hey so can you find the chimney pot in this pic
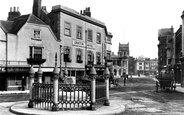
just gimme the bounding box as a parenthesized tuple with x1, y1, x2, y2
(10, 7, 12, 12)
(14, 6, 16, 12)
(17, 7, 19, 12)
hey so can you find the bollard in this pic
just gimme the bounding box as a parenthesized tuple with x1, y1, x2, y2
(52, 53, 59, 111)
(104, 67, 110, 106)
(28, 65, 35, 108)
(89, 65, 97, 110)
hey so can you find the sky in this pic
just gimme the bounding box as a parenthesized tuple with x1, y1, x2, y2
(1, 0, 184, 59)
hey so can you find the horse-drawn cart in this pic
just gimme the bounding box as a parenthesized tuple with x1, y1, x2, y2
(155, 73, 176, 92)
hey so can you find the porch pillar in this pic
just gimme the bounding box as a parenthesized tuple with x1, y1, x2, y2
(28, 65, 35, 108)
(90, 65, 96, 110)
(104, 67, 110, 106)
(52, 53, 59, 111)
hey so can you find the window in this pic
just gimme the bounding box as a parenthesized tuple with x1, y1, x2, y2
(64, 46, 71, 59)
(8, 76, 22, 87)
(96, 52, 101, 64)
(139, 66, 142, 70)
(106, 50, 111, 60)
(33, 30, 41, 40)
(76, 48, 83, 63)
(30, 47, 42, 59)
(88, 29, 93, 42)
(64, 21, 71, 36)
(123, 51, 126, 56)
(96, 32, 101, 44)
(76, 26, 82, 39)
(87, 50, 94, 63)
(139, 63, 142, 65)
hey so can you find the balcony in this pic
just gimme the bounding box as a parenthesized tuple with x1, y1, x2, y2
(27, 58, 46, 65)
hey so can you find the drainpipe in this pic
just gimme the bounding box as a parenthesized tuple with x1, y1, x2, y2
(5, 32, 8, 91)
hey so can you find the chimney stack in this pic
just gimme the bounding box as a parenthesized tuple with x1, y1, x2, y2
(7, 7, 21, 21)
(32, 0, 42, 18)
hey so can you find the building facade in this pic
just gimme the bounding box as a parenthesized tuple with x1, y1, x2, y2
(135, 56, 158, 76)
(111, 43, 129, 78)
(157, 27, 174, 75)
(0, 0, 113, 90)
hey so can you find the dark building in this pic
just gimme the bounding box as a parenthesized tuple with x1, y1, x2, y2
(158, 27, 174, 75)
(174, 25, 182, 83)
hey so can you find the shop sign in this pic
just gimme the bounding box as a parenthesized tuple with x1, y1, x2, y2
(7, 67, 29, 72)
(87, 44, 95, 49)
(73, 40, 85, 47)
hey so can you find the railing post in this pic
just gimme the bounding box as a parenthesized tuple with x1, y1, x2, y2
(89, 65, 96, 110)
(52, 53, 59, 111)
(37, 65, 42, 83)
(28, 65, 35, 108)
(104, 67, 110, 106)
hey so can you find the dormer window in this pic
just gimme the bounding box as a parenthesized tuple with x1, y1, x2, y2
(32, 30, 41, 41)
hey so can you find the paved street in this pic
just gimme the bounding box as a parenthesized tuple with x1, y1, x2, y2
(0, 76, 184, 115)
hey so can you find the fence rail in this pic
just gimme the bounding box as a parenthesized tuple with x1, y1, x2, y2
(31, 82, 92, 110)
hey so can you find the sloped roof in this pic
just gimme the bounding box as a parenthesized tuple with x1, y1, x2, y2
(0, 14, 46, 34)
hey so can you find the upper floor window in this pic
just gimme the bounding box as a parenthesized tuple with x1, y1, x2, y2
(76, 48, 83, 63)
(96, 52, 101, 64)
(76, 26, 82, 39)
(123, 51, 126, 56)
(64, 46, 72, 62)
(30, 47, 42, 59)
(64, 21, 71, 37)
(96, 32, 101, 44)
(106, 50, 111, 60)
(139, 63, 142, 65)
(32, 30, 41, 40)
(87, 50, 94, 63)
(88, 29, 93, 42)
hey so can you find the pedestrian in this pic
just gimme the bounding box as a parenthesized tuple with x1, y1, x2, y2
(122, 73, 127, 86)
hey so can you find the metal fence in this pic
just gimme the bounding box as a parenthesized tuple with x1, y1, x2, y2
(32, 83, 54, 110)
(58, 83, 91, 110)
(31, 82, 92, 110)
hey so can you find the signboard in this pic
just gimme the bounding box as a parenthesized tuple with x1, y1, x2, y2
(6, 67, 29, 72)
(73, 40, 85, 47)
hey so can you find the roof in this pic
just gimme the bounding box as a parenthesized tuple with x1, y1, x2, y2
(0, 14, 46, 34)
(51, 5, 112, 37)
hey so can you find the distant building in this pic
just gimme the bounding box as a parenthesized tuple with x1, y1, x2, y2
(111, 43, 129, 78)
(135, 56, 158, 76)
(157, 27, 174, 75)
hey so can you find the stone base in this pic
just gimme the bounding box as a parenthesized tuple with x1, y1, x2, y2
(52, 103, 59, 111)
(104, 99, 110, 106)
(28, 99, 34, 108)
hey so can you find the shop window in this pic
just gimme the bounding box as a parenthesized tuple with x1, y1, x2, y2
(88, 29, 93, 42)
(30, 47, 43, 59)
(8, 76, 21, 87)
(76, 48, 83, 63)
(96, 32, 101, 44)
(64, 21, 71, 37)
(76, 25, 82, 39)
